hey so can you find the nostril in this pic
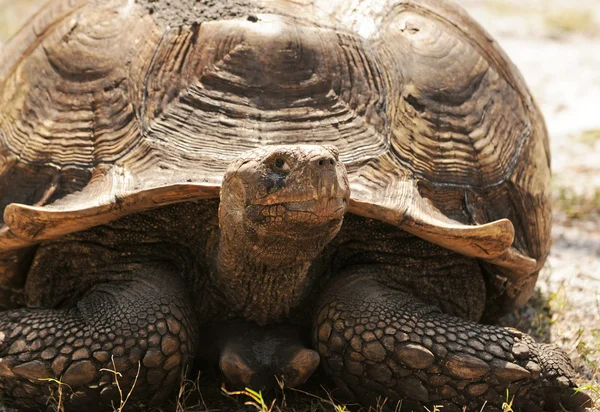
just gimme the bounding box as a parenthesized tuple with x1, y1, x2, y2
(316, 156, 336, 168)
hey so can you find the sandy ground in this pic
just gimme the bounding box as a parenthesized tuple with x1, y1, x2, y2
(0, 0, 599, 410)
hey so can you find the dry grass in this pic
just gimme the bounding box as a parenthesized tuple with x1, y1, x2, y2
(166, 371, 356, 412)
(544, 9, 596, 33)
(501, 390, 515, 412)
(222, 386, 277, 412)
(100, 357, 141, 412)
(574, 340, 600, 408)
(174, 370, 210, 412)
(577, 129, 600, 146)
(38, 377, 71, 412)
(553, 184, 600, 219)
(38, 357, 141, 412)
(499, 286, 566, 344)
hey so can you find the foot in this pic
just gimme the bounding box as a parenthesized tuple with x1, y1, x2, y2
(216, 322, 319, 390)
(314, 273, 594, 412)
(0, 268, 197, 410)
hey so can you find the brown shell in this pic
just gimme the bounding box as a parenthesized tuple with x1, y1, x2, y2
(0, 0, 550, 314)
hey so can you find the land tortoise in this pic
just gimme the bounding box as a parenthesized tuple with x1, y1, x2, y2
(0, 0, 592, 410)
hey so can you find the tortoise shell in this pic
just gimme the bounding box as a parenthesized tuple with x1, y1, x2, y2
(0, 0, 550, 315)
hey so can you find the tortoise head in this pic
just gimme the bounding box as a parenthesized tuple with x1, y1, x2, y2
(218, 145, 349, 262)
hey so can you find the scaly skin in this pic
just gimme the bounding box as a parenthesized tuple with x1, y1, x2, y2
(0, 266, 197, 411)
(314, 272, 592, 412)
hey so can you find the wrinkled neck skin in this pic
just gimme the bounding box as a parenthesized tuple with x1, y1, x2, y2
(212, 145, 348, 325)
(215, 210, 335, 326)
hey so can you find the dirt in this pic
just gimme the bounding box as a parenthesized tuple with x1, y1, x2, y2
(0, 0, 599, 410)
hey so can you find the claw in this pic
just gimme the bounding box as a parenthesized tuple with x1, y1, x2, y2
(217, 323, 319, 390)
(558, 389, 594, 412)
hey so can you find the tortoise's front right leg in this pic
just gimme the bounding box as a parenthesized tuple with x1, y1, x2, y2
(0, 268, 197, 411)
(314, 271, 593, 412)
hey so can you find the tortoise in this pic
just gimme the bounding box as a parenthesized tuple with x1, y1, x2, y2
(0, 0, 593, 410)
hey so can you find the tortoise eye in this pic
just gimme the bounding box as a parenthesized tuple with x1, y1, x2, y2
(273, 157, 290, 173)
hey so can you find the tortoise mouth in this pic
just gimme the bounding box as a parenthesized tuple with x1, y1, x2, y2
(249, 197, 348, 225)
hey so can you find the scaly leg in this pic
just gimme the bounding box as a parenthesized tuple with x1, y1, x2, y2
(0, 267, 197, 411)
(314, 271, 592, 412)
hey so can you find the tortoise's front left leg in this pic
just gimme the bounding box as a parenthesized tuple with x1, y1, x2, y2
(314, 270, 593, 412)
(0, 266, 197, 411)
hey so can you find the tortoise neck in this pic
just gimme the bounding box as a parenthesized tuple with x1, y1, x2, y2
(214, 227, 317, 325)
